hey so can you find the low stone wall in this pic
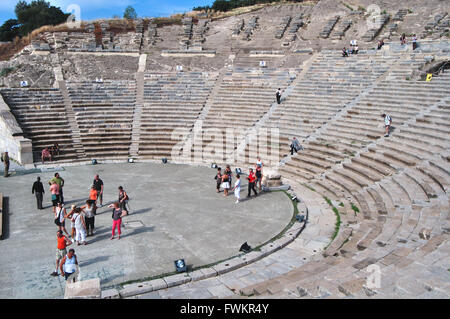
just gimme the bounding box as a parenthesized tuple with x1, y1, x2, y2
(0, 95, 33, 165)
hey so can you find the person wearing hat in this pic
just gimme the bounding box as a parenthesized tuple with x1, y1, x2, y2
(1, 151, 10, 177)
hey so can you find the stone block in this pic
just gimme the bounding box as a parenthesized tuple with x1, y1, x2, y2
(211, 257, 246, 275)
(120, 281, 154, 298)
(164, 273, 191, 288)
(64, 278, 101, 299)
(101, 288, 120, 299)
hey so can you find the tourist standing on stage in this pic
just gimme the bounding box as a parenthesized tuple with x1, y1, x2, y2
(50, 181, 60, 215)
(81, 200, 96, 237)
(72, 207, 88, 245)
(51, 230, 72, 277)
(49, 173, 65, 204)
(232, 174, 241, 204)
(255, 157, 263, 191)
(32, 176, 45, 209)
(247, 168, 258, 198)
(118, 186, 129, 212)
(221, 171, 230, 197)
(225, 165, 233, 187)
(109, 202, 127, 240)
(59, 248, 78, 282)
(65, 205, 77, 239)
(93, 174, 104, 207)
(214, 168, 222, 193)
(54, 202, 70, 238)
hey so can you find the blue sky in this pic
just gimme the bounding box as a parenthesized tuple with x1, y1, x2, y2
(0, 0, 214, 24)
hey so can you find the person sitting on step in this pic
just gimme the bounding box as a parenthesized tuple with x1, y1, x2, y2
(342, 47, 349, 57)
(42, 147, 52, 163)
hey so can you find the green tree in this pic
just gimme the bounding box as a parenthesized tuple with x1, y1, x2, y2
(6, 0, 69, 38)
(0, 19, 20, 42)
(123, 6, 138, 19)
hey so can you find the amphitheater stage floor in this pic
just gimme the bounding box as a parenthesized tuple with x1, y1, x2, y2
(0, 162, 294, 298)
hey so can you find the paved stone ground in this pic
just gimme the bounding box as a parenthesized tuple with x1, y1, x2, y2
(129, 182, 336, 299)
(0, 162, 293, 298)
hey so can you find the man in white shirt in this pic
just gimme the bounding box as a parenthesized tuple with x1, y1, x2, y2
(382, 114, 392, 137)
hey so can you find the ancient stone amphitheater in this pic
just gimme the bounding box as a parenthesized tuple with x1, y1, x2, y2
(0, 0, 449, 298)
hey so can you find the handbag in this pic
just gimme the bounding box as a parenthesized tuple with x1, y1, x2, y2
(51, 194, 57, 201)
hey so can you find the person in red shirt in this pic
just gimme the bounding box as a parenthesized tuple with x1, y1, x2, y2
(51, 230, 72, 276)
(247, 168, 258, 198)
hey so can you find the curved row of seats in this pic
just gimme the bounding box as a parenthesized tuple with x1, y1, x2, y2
(191, 68, 295, 164)
(67, 80, 137, 159)
(0, 88, 78, 162)
(237, 71, 450, 298)
(138, 72, 218, 160)
(241, 51, 400, 167)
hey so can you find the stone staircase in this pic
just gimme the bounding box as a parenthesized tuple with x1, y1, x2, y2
(59, 80, 87, 160)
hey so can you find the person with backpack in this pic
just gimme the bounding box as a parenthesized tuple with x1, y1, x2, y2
(54, 202, 70, 238)
(382, 114, 392, 137)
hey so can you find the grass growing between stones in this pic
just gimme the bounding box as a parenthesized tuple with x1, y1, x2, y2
(351, 202, 360, 214)
(302, 183, 316, 192)
(323, 196, 342, 249)
(342, 2, 354, 11)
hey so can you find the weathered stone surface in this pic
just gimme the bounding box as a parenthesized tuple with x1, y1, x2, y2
(64, 278, 101, 299)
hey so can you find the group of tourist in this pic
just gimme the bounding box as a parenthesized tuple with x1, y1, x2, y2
(343, 34, 418, 57)
(29, 171, 131, 280)
(342, 40, 359, 57)
(400, 33, 418, 50)
(214, 158, 263, 204)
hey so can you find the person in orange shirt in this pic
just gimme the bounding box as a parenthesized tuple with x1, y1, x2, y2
(89, 185, 98, 204)
(51, 230, 72, 276)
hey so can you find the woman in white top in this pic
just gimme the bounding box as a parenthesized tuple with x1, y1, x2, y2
(81, 200, 95, 237)
(54, 202, 70, 237)
(232, 174, 241, 204)
(72, 207, 87, 245)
